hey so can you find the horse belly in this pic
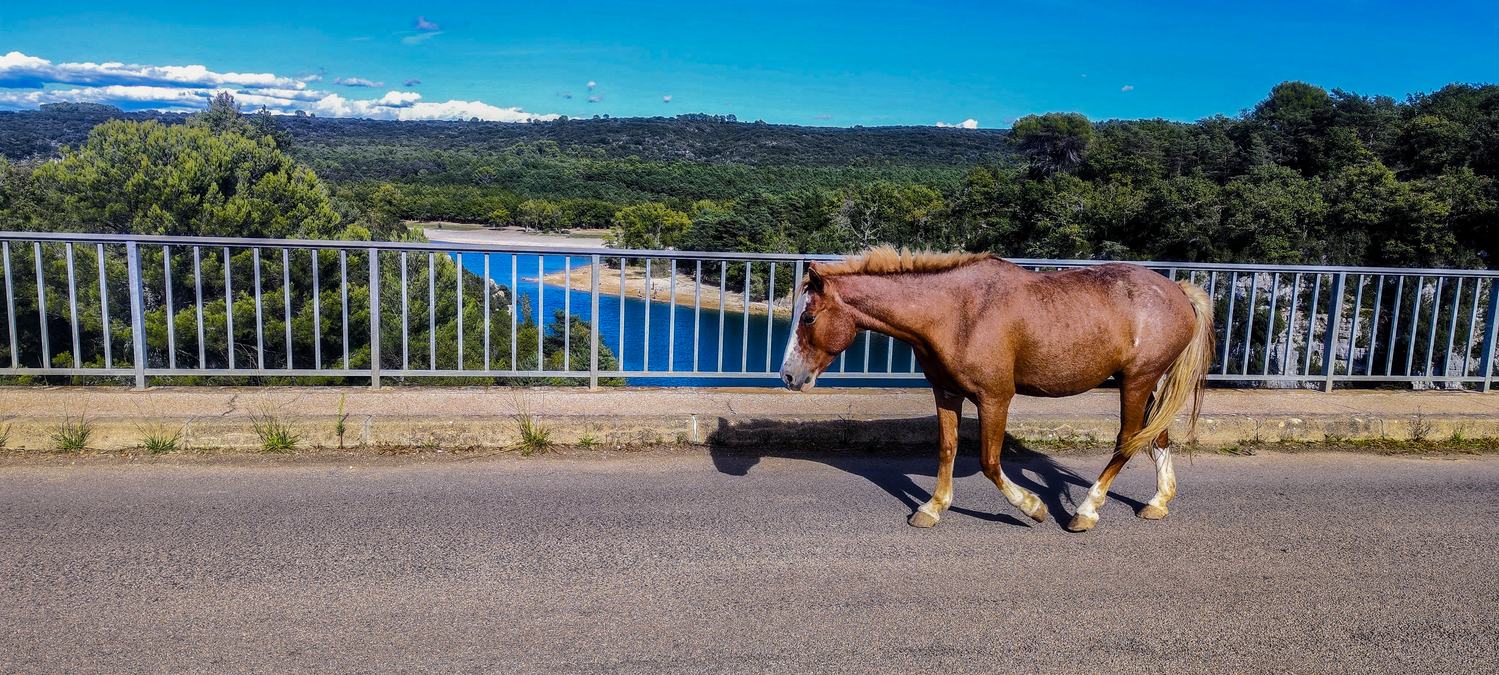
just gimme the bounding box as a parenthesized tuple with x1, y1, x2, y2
(1011, 325, 1129, 397)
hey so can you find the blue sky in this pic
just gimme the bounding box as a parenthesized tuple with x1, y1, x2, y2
(2, 1, 1497, 127)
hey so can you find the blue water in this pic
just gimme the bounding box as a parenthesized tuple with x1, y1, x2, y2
(455, 253, 922, 386)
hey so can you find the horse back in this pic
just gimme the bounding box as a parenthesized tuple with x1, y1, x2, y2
(978, 261, 1195, 393)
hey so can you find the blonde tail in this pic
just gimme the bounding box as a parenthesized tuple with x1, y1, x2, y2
(1121, 281, 1215, 458)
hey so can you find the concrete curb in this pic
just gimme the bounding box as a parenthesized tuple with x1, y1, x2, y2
(2, 386, 1497, 452)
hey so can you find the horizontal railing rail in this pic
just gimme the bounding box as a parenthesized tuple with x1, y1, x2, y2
(1, 230, 1496, 392)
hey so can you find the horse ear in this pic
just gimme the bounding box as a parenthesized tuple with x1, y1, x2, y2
(805, 263, 825, 292)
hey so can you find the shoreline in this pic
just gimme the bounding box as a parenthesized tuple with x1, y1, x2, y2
(538, 263, 794, 319)
(422, 225, 609, 249)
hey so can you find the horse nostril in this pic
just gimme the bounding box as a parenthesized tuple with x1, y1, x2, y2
(782, 373, 794, 387)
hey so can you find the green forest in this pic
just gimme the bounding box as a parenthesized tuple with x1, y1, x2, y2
(2, 80, 1498, 270)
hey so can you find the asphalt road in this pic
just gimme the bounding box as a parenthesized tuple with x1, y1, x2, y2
(2, 448, 1497, 673)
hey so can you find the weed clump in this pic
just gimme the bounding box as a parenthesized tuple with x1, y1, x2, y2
(514, 414, 552, 456)
(52, 415, 93, 451)
(138, 425, 183, 454)
(249, 407, 300, 452)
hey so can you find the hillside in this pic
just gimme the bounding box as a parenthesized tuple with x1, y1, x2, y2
(0, 104, 1011, 167)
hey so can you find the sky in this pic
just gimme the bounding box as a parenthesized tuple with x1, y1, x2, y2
(1, 1, 1497, 128)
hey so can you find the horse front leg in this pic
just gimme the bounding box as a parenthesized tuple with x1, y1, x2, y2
(978, 394, 1048, 524)
(910, 388, 962, 528)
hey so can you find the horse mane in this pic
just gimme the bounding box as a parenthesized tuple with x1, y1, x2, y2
(812, 245, 994, 277)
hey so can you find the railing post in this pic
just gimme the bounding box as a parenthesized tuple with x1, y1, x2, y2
(1321, 272, 1346, 392)
(368, 248, 381, 390)
(1480, 281, 1499, 393)
(589, 254, 600, 391)
(125, 241, 148, 390)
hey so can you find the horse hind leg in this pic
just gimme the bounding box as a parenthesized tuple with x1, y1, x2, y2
(1139, 430, 1175, 520)
(1067, 378, 1152, 532)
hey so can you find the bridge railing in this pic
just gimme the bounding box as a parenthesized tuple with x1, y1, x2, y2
(2, 230, 1497, 391)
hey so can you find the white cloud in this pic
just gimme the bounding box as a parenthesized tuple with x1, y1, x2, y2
(586, 80, 597, 90)
(415, 16, 441, 31)
(662, 95, 672, 103)
(0, 85, 215, 111)
(307, 92, 555, 122)
(0, 51, 306, 90)
(334, 77, 383, 87)
(936, 118, 979, 129)
(1121, 84, 1134, 92)
(0, 51, 557, 122)
(587, 94, 602, 103)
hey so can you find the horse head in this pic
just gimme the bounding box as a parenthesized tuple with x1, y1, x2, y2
(779, 263, 859, 391)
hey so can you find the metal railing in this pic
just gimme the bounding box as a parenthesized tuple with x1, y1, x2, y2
(2, 230, 1497, 391)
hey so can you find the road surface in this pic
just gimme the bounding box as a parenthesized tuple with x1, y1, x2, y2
(2, 449, 1496, 672)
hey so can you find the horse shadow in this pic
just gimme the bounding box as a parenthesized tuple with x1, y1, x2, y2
(706, 416, 1146, 528)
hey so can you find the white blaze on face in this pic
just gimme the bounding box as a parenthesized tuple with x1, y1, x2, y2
(779, 293, 812, 381)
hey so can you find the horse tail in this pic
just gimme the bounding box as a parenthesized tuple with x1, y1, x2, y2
(1122, 281, 1215, 458)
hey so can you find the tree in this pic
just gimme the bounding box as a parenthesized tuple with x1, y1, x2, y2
(1320, 160, 1407, 265)
(1398, 115, 1472, 177)
(832, 182, 945, 250)
(488, 205, 512, 228)
(609, 202, 691, 249)
(515, 199, 564, 231)
(193, 92, 249, 135)
(1134, 176, 1224, 262)
(248, 106, 293, 149)
(1220, 165, 1326, 263)
(1011, 112, 1093, 175)
(1423, 168, 1497, 264)
(559, 198, 618, 229)
(28, 119, 341, 238)
(1247, 81, 1334, 174)
(1014, 174, 1096, 259)
(364, 183, 406, 239)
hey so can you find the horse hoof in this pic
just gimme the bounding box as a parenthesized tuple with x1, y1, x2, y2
(909, 510, 940, 528)
(1027, 503, 1049, 524)
(1138, 504, 1169, 520)
(1066, 513, 1098, 532)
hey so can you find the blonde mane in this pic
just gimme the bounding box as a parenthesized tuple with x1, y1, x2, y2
(812, 245, 993, 277)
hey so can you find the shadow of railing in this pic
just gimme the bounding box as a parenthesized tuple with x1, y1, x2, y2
(706, 416, 1144, 528)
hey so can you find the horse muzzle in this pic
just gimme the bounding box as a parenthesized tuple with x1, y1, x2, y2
(779, 368, 817, 392)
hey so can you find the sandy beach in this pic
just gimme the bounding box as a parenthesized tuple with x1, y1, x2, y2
(539, 263, 795, 318)
(422, 224, 609, 248)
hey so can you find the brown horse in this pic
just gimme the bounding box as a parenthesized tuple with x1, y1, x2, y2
(779, 246, 1214, 532)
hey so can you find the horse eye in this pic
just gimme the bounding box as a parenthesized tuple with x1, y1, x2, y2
(801, 312, 817, 325)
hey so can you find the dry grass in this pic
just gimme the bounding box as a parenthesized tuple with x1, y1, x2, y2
(51, 415, 93, 451)
(138, 424, 184, 454)
(514, 414, 553, 456)
(249, 407, 300, 453)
